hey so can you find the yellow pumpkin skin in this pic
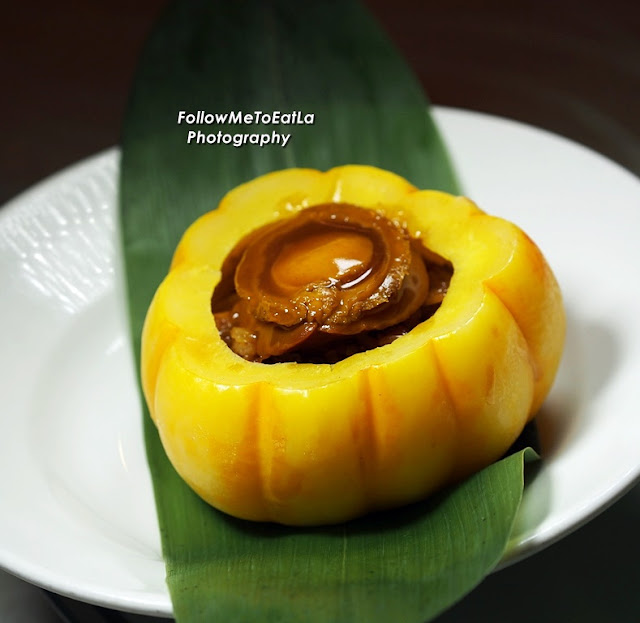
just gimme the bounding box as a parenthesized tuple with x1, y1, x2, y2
(141, 165, 565, 526)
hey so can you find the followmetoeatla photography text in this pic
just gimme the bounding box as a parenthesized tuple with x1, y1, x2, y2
(177, 110, 316, 147)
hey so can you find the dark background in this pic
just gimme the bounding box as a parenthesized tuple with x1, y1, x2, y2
(2, 1, 639, 621)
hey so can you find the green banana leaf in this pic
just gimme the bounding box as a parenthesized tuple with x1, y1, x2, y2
(120, 1, 534, 621)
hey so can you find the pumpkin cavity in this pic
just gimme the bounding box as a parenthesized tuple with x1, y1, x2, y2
(211, 203, 452, 363)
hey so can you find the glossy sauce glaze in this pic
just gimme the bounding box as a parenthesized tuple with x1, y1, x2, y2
(212, 203, 452, 363)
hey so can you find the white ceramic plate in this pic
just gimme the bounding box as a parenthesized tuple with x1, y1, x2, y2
(1, 108, 639, 617)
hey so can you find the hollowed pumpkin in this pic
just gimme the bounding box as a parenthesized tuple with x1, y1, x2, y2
(141, 165, 565, 526)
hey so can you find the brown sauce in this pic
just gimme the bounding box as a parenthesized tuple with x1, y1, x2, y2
(211, 203, 452, 363)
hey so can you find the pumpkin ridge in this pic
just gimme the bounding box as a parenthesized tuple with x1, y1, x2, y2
(250, 381, 269, 520)
(357, 368, 378, 508)
(483, 280, 537, 397)
(429, 339, 460, 471)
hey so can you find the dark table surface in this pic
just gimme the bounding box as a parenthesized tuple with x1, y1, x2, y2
(2, 1, 639, 621)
